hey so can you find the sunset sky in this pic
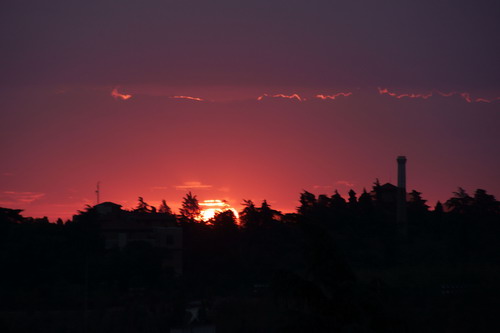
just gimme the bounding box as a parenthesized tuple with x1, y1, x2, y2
(1, 0, 499, 220)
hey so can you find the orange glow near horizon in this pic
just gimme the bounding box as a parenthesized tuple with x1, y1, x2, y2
(111, 88, 132, 100)
(198, 199, 240, 222)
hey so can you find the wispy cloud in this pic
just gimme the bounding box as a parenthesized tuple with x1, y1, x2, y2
(378, 87, 432, 100)
(316, 92, 353, 100)
(474, 98, 492, 103)
(312, 185, 333, 190)
(170, 95, 204, 101)
(108, 87, 498, 104)
(111, 87, 132, 100)
(379, 87, 500, 103)
(336, 180, 354, 187)
(0, 191, 45, 206)
(174, 181, 212, 190)
(257, 93, 305, 101)
(437, 91, 500, 103)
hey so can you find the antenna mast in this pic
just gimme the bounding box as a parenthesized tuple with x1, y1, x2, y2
(96, 181, 100, 205)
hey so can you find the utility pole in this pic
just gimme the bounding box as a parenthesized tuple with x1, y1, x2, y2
(96, 181, 100, 205)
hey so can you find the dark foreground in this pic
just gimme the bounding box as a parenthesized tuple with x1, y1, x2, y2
(1, 188, 499, 332)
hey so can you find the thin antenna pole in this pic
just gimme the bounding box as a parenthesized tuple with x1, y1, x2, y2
(96, 181, 100, 205)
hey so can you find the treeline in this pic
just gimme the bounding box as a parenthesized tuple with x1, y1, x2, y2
(0, 185, 499, 332)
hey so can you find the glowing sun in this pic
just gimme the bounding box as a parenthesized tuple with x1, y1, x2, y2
(199, 200, 239, 222)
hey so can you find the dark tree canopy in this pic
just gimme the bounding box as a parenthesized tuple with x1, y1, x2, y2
(158, 199, 173, 215)
(472, 189, 500, 215)
(434, 201, 444, 214)
(212, 210, 238, 230)
(445, 187, 473, 214)
(240, 199, 259, 229)
(299, 191, 317, 215)
(348, 189, 357, 209)
(408, 190, 429, 213)
(331, 190, 347, 210)
(357, 188, 373, 213)
(1, 183, 500, 333)
(180, 192, 200, 221)
(134, 197, 152, 213)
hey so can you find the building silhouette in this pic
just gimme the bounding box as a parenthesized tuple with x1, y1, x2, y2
(93, 202, 183, 275)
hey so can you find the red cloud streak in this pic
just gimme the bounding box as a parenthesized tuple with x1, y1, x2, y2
(379, 88, 500, 103)
(316, 92, 353, 100)
(257, 93, 304, 101)
(437, 91, 500, 103)
(111, 88, 132, 100)
(170, 96, 204, 101)
(378, 87, 432, 100)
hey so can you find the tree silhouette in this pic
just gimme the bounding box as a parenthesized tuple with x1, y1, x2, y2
(408, 190, 429, 213)
(372, 178, 382, 204)
(180, 192, 200, 221)
(317, 194, 331, 208)
(347, 189, 357, 210)
(158, 199, 173, 215)
(212, 210, 238, 231)
(331, 190, 347, 210)
(358, 188, 373, 213)
(259, 200, 280, 226)
(472, 189, 499, 215)
(298, 191, 316, 215)
(0, 207, 24, 225)
(240, 199, 260, 229)
(134, 197, 151, 213)
(434, 201, 444, 214)
(445, 187, 473, 214)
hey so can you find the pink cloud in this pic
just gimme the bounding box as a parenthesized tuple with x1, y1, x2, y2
(460, 92, 472, 103)
(111, 87, 132, 100)
(257, 93, 304, 101)
(174, 181, 212, 190)
(378, 87, 432, 100)
(312, 185, 333, 190)
(336, 180, 354, 187)
(379, 88, 500, 104)
(316, 92, 353, 100)
(0, 191, 45, 206)
(437, 91, 500, 103)
(170, 95, 204, 101)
